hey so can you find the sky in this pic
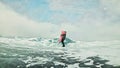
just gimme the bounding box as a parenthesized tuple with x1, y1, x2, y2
(0, 0, 120, 41)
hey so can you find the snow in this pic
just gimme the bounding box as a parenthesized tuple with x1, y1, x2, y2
(0, 37, 120, 67)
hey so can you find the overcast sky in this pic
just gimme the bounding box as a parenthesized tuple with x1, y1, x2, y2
(0, 0, 120, 41)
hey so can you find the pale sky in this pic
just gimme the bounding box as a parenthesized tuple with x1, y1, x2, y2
(0, 0, 120, 41)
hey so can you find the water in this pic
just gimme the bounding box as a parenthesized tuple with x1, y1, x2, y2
(0, 37, 120, 68)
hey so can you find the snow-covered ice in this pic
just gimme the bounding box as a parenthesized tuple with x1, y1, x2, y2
(0, 37, 120, 68)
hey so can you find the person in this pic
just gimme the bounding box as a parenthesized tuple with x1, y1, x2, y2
(59, 30, 66, 47)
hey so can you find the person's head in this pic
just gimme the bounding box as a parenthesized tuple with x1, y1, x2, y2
(61, 30, 66, 34)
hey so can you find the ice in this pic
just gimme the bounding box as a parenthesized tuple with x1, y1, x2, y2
(0, 37, 120, 67)
(67, 63, 79, 68)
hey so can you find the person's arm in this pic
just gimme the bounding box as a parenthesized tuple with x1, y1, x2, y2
(59, 36, 62, 43)
(59, 34, 63, 43)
